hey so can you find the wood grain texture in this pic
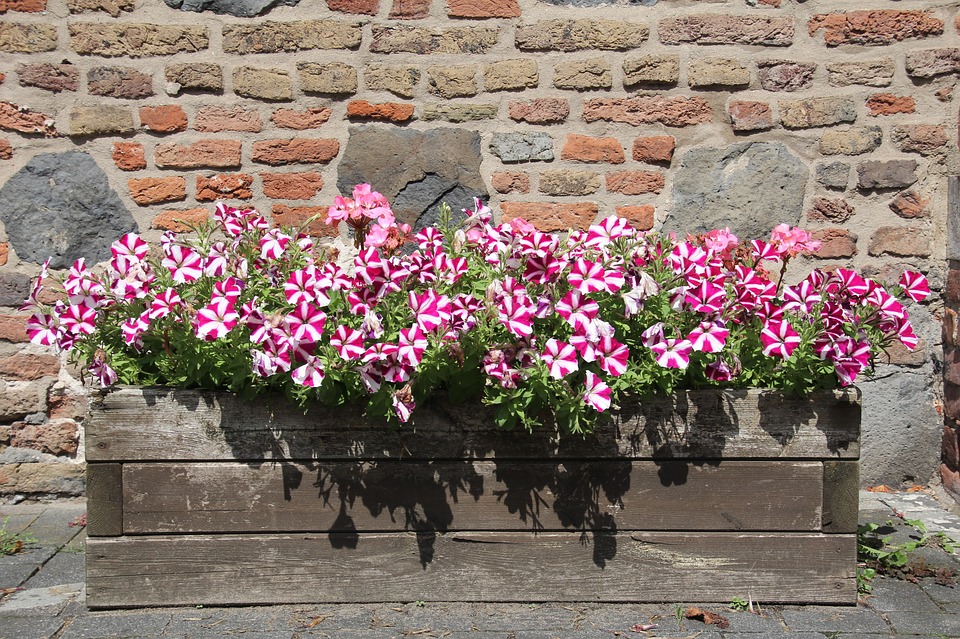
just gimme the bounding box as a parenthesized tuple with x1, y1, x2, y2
(86, 531, 856, 607)
(85, 463, 122, 537)
(86, 387, 861, 462)
(121, 460, 824, 534)
(822, 461, 860, 534)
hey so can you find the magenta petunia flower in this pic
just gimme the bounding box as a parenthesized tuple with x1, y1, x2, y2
(541, 338, 579, 379)
(582, 371, 612, 412)
(194, 298, 239, 341)
(760, 320, 800, 359)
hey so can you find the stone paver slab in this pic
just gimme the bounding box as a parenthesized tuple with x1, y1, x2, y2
(0, 613, 64, 639)
(864, 576, 941, 612)
(58, 611, 173, 639)
(21, 506, 86, 548)
(0, 545, 55, 587)
(24, 551, 84, 588)
(886, 610, 960, 635)
(779, 606, 890, 633)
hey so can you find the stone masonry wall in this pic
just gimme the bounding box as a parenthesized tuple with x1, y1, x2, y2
(0, 0, 957, 499)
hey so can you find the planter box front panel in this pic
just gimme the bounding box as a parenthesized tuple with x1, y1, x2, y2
(85, 387, 861, 607)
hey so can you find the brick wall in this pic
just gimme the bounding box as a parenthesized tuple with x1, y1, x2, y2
(0, 0, 956, 499)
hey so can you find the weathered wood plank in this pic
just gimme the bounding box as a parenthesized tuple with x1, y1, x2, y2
(85, 463, 122, 537)
(86, 387, 861, 462)
(85, 532, 856, 607)
(822, 461, 860, 534)
(121, 460, 824, 534)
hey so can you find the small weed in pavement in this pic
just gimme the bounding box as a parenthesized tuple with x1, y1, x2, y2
(0, 517, 37, 556)
(858, 513, 958, 592)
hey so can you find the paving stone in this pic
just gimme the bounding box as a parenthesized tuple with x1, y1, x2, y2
(0, 545, 54, 587)
(21, 505, 86, 548)
(474, 604, 579, 630)
(0, 613, 64, 639)
(0, 512, 38, 536)
(0, 582, 81, 614)
(921, 580, 960, 603)
(887, 610, 960, 634)
(58, 611, 173, 639)
(374, 603, 478, 632)
(864, 576, 941, 613)
(23, 551, 84, 588)
(779, 606, 890, 633)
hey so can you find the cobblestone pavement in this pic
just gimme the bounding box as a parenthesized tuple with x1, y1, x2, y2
(2, 490, 960, 639)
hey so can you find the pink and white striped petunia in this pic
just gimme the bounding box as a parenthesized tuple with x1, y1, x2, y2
(26, 313, 59, 346)
(121, 314, 150, 348)
(760, 320, 801, 359)
(783, 280, 823, 315)
(556, 290, 599, 332)
(585, 215, 634, 249)
(596, 337, 629, 377)
(686, 321, 729, 354)
(685, 280, 726, 314)
(568, 259, 608, 295)
(498, 294, 535, 339)
(899, 271, 930, 302)
(541, 338, 579, 379)
(194, 298, 239, 341)
(88, 357, 118, 387)
(582, 371, 612, 412)
(650, 338, 693, 370)
(149, 288, 182, 320)
(330, 325, 365, 360)
(286, 303, 326, 345)
(162, 245, 203, 284)
(392, 392, 416, 423)
(59, 304, 97, 336)
(398, 325, 429, 367)
(212, 277, 244, 305)
(259, 229, 291, 261)
(291, 355, 326, 388)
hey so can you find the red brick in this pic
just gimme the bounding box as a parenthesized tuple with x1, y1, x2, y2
(271, 205, 338, 237)
(152, 207, 210, 232)
(492, 172, 530, 194)
(889, 190, 929, 218)
(47, 389, 88, 422)
(196, 173, 254, 201)
(389, 0, 431, 19)
(327, 0, 379, 14)
(808, 197, 854, 223)
(561, 134, 625, 164)
(866, 93, 916, 116)
(10, 419, 78, 456)
(947, 270, 960, 308)
(88, 66, 153, 99)
(947, 382, 960, 420)
(251, 139, 340, 166)
(868, 226, 930, 257)
(447, 0, 519, 18)
(947, 347, 960, 386)
(728, 100, 773, 131)
(616, 205, 654, 231)
(0, 314, 29, 342)
(943, 424, 960, 469)
(606, 171, 664, 195)
(0, 243, 8, 266)
(0, 353, 59, 381)
(659, 15, 793, 46)
(500, 202, 598, 232)
(0, 101, 57, 136)
(194, 107, 263, 133)
(940, 463, 960, 500)
(508, 98, 569, 124)
(346, 100, 414, 122)
(808, 10, 943, 46)
(0, 138, 11, 160)
(632, 136, 676, 163)
(112, 141, 145, 171)
(584, 96, 711, 127)
(155, 140, 242, 169)
(893, 124, 948, 154)
(811, 229, 858, 259)
(0, 0, 47, 11)
(128, 176, 186, 205)
(271, 107, 332, 130)
(139, 105, 187, 133)
(261, 172, 324, 199)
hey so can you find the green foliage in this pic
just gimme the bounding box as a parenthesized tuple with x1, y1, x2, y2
(729, 597, 748, 611)
(857, 517, 959, 593)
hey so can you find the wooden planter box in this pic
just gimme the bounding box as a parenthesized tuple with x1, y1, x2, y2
(84, 386, 861, 608)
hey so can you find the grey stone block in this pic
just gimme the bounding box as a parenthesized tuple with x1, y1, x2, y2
(0, 152, 136, 268)
(0, 545, 55, 587)
(0, 613, 64, 639)
(57, 611, 173, 639)
(24, 552, 84, 588)
(163, 0, 299, 16)
(887, 610, 960, 634)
